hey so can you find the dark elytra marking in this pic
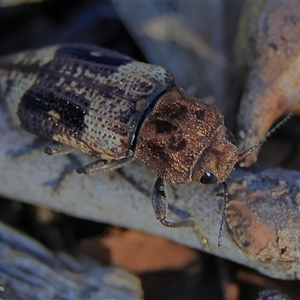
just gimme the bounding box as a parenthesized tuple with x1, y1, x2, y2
(18, 89, 87, 136)
(56, 46, 132, 67)
(118, 108, 134, 124)
(112, 125, 128, 137)
(168, 136, 187, 151)
(98, 86, 114, 99)
(154, 120, 177, 134)
(138, 81, 153, 93)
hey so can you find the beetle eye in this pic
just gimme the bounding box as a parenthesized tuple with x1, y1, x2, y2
(225, 130, 236, 145)
(200, 172, 217, 184)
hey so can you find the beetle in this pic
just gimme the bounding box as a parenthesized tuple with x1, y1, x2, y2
(0, 44, 279, 244)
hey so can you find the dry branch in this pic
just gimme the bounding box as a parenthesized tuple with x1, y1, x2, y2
(0, 221, 143, 299)
(236, 0, 300, 166)
(1, 106, 300, 280)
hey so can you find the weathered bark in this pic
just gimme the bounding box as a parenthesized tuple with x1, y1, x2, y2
(236, 0, 300, 166)
(0, 222, 143, 299)
(1, 106, 300, 280)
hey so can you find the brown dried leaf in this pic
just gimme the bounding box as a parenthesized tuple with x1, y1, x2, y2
(80, 227, 199, 273)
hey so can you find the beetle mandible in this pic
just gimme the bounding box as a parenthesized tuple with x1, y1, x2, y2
(0, 44, 270, 243)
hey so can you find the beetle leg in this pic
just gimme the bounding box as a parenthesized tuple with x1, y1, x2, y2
(77, 156, 135, 175)
(44, 142, 75, 155)
(152, 177, 194, 228)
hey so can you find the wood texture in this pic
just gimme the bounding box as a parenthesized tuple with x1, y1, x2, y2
(1, 105, 300, 280)
(0, 221, 143, 299)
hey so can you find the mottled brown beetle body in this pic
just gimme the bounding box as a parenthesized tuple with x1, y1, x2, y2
(0, 44, 239, 236)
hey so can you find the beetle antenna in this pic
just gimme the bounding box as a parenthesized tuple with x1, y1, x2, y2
(218, 182, 229, 247)
(238, 113, 292, 163)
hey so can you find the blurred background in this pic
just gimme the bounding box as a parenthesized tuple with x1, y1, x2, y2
(0, 1, 299, 299)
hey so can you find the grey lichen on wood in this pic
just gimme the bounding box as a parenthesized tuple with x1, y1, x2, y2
(0, 221, 143, 299)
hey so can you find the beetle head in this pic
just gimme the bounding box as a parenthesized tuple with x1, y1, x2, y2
(192, 125, 238, 185)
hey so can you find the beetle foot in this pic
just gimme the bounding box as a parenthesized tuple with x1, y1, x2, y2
(158, 217, 195, 228)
